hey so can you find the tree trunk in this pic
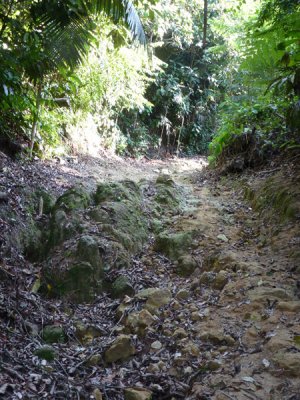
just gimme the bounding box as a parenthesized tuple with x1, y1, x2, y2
(29, 82, 42, 159)
(203, 0, 208, 49)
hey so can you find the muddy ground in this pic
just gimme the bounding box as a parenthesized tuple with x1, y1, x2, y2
(0, 150, 299, 400)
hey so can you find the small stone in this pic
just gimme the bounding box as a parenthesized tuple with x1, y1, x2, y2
(116, 302, 130, 319)
(199, 330, 235, 346)
(217, 234, 229, 242)
(249, 287, 293, 302)
(169, 367, 179, 377)
(265, 330, 293, 353)
(136, 288, 159, 299)
(148, 363, 160, 373)
(144, 288, 172, 314)
(272, 352, 300, 376)
(213, 270, 228, 290)
(75, 322, 103, 344)
(25, 321, 39, 337)
(176, 289, 189, 300)
(124, 387, 152, 400)
(111, 276, 135, 299)
(34, 345, 56, 361)
(189, 303, 198, 312)
(104, 335, 135, 363)
(181, 340, 200, 356)
(173, 328, 188, 338)
(87, 354, 101, 366)
(277, 301, 300, 312)
(191, 311, 201, 321)
(163, 328, 172, 337)
(206, 360, 222, 371)
(125, 309, 155, 335)
(151, 340, 162, 350)
(176, 255, 198, 276)
(157, 361, 167, 371)
(154, 231, 193, 260)
(184, 366, 193, 374)
(199, 272, 215, 286)
(172, 300, 181, 310)
(92, 388, 103, 400)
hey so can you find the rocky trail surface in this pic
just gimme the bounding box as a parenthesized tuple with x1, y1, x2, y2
(0, 151, 299, 399)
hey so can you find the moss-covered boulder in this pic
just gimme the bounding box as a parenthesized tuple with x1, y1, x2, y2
(176, 255, 198, 276)
(44, 186, 90, 251)
(156, 174, 176, 187)
(94, 180, 140, 204)
(76, 235, 103, 272)
(150, 174, 183, 216)
(92, 201, 148, 253)
(34, 189, 56, 215)
(111, 276, 135, 299)
(54, 186, 91, 212)
(49, 261, 102, 302)
(24, 221, 44, 261)
(42, 325, 66, 344)
(154, 231, 193, 260)
(46, 209, 84, 250)
(91, 181, 148, 253)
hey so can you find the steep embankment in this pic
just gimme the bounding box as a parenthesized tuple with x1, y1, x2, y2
(0, 152, 299, 399)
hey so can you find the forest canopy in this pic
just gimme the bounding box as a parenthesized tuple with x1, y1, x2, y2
(0, 0, 299, 161)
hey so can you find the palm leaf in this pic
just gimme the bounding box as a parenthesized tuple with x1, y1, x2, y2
(30, 0, 145, 75)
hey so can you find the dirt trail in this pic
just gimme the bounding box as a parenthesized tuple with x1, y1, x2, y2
(0, 152, 299, 399)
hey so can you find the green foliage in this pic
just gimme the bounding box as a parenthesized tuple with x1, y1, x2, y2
(1, 0, 298, 160)
(208, 96, 290, 165)
(0, 0, 146, 156)
(208, 0, 300, 165)
(122, 0, 224, 155)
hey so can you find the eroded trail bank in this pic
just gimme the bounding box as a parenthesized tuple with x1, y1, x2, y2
(0, 152, 299, 399)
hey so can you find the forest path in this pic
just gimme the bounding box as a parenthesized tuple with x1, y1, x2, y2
(0, 152, 299, 399)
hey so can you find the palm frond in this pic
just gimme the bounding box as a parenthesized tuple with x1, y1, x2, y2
(31, 0, 145, 73)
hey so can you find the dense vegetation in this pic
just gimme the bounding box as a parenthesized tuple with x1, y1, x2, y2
(0, 0, 299, 161)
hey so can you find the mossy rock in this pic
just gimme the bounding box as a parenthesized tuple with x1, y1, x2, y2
(154, 186, 180, 207)
(42, 325, 66, 344)
(76, 235, 104, 272)
(176, 255, 198, 276)
(111, 276, 135, 299)
(92, 201, 148, 252)
(94, 180, 140, 204)
(46, 209, 83, 250)
(104, 241, 131, 270)
(34, 345, 56, 361)
(23, 221, 44, 261)
(153, 174, 182, 209)
(34, 189, 56, 214)
(44, 259, 103, 302)
(154, 231, 193, 260)
(54, 186, 91, 212)
(156, 174, 176, 187)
